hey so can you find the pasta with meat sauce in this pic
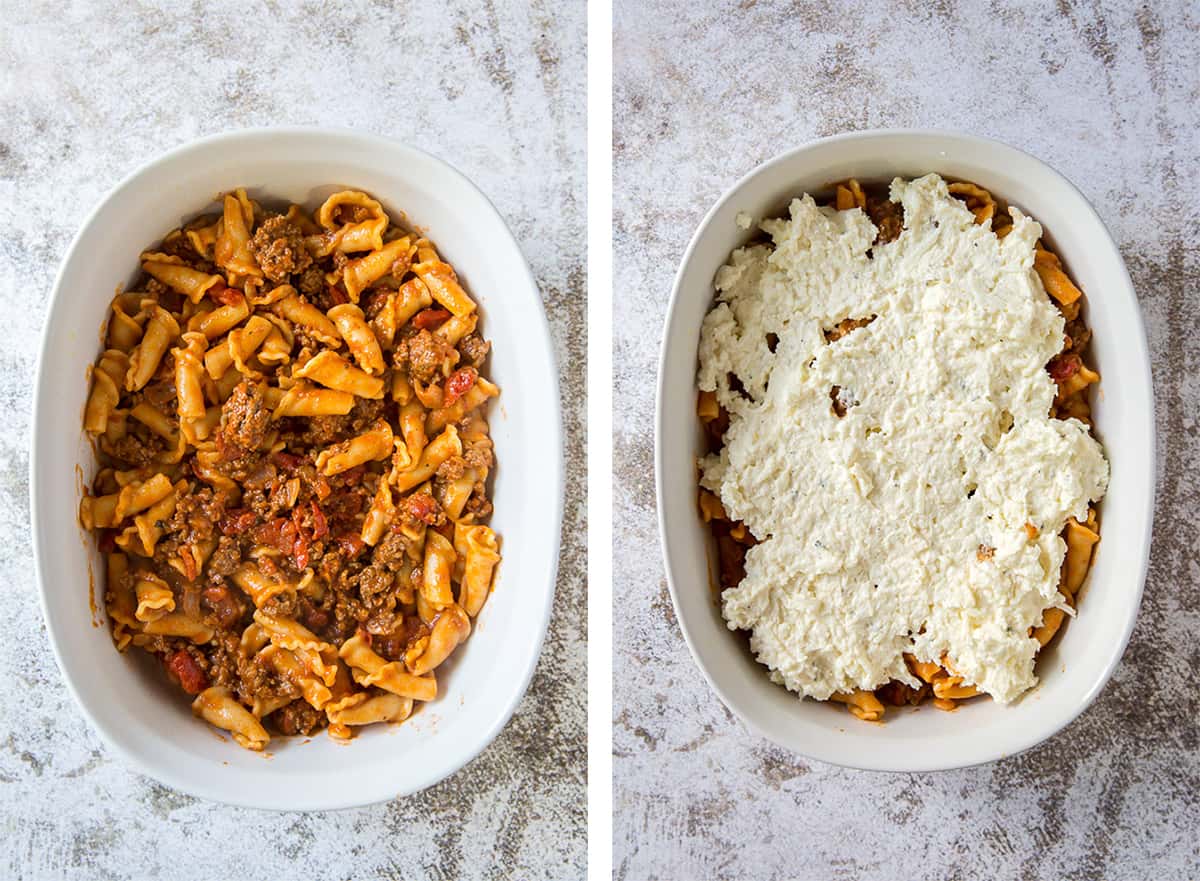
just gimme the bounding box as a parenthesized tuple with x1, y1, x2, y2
(697, 178, 1102, 722)
(80, 188, 501, 749)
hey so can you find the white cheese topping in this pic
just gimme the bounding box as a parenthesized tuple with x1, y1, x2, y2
(698, 174, 1108, 704)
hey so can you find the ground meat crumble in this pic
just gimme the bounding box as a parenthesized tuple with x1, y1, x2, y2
(249, 214, 313, 282)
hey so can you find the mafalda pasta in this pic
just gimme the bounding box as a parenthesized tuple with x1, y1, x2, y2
(80, 189, 500, 750)
(697, 174, 1107, 721)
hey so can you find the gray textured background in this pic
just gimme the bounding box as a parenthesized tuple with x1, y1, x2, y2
(0, 2, 585, 879)
(614, 2, 1198, 879)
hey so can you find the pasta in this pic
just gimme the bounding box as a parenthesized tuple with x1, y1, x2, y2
(80, 188, 500, 750)
(698, 178, 1103, 721)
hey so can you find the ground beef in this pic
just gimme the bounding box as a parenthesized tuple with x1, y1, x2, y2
(219, 381, 270, 452)
(130, 633, 188, 659)
(397, 329, 457, 384)
(320, 485, 373, 539)
(373, 616, 427, 661)
(399, 490, 445, 528)
(290, 326, 327, 355)
(715, 529, 747, 589)
(136, 274, 166, 298)
(207, 536, 242, 580)
(241, 458, 279, 492)
(202, 584, 245, 629)
(390, 251, 412, 280)
(463, 481, 493, 519)
(457, 333, 490, 368)
(357, 563, 397, 612)
(298, 595, 332, 635)
(271, 700, 324, 736)
(139, 379, 177, 409)
(866, 197, 905, 244)
(316, 547, 347, 585)
(331, 571, 369, 640)
(302, 414, 354, 447)
(237, 652, 296, 709)
(261, 590, 300, 619)
(249, 215, 313, 282)
(875, 680, 930, 707)
(462, 442, 493, 472)
(298, 265, 326, 298)
(167, 487, 226, 545)
(364, 608, 401, 638)
(371, 531, 409, 570)
(331, 204, 373, 226)
(107, 433, 163, 467)
(241, 482, 289, 523)
(160, 227, 204, 260)
(1064, 317, 1092, 354)
(435, 455, 467, 482)
(204, 632, 242, 690)
(362, 288, 391, 321)
(213, 451, 271, 484)
(349, 398, 386, 433)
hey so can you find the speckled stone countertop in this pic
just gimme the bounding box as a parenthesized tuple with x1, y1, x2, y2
(614, 2, 1198, 879)
(0, 3, 585, 879)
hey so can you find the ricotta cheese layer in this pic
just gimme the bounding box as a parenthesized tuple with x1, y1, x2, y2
(698, 174, 1108, 704)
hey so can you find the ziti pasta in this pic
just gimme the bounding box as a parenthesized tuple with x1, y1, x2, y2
(80, 188, 500, 750)
(696, 174, 1107, 721)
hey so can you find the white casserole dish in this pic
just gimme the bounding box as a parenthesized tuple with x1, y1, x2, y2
(31, 127, 563, 808)
(656, 130, 1154, 771)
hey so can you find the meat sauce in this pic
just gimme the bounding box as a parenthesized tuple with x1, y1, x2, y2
(83, 189, 500, 743)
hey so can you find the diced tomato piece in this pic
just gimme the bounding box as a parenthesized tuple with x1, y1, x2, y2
(1048, 353, 1081, 382)
(404, 492, 438, 524)
(272, 512, 309, 568)
(215, 431, 246, 464)
(219, 509, 257, 536)
(337, 533, 366, 558)
(443, 366, 478, 405)
(279, 520, 299, 556)
(258, 555, 282, 579)
(362, 289, 390, 316)
(411, 308, 451, 330)
(208, 281, 243, 307)
(252, 517, 287, 550)
(328, 285, 349, 306)
(293, 533, 310, 570)
(310, 502, 329, 540)
(315, 476, 332, 500)
(179, 546, 198, 582)
(271, 451, 305, 471)
(301, 603, 330, 632)
(166, 650, 208, 695)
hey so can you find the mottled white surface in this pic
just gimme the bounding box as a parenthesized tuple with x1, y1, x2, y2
(0, 2, 585, 879)
(614, 2, 1199, 880)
